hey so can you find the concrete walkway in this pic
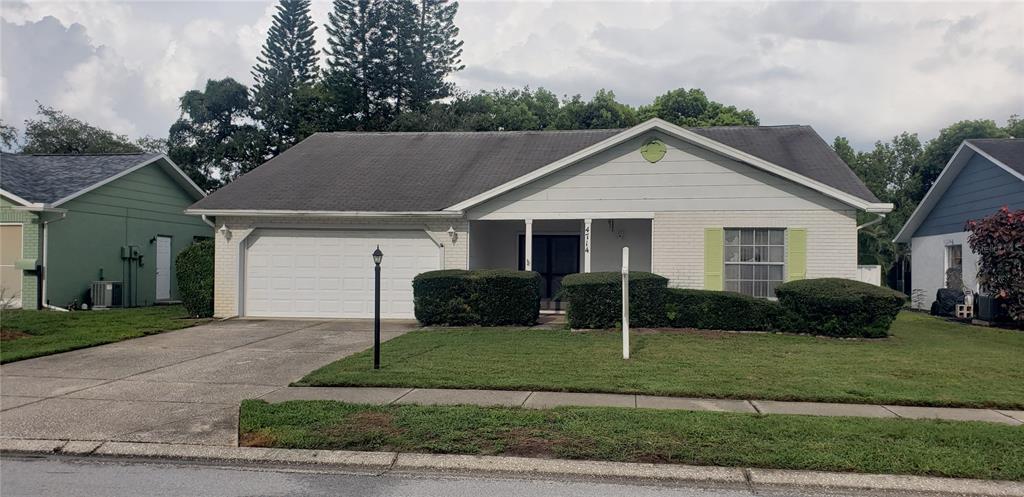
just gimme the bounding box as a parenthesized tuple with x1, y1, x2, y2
(262, 387, 1024, 425)
(0, 319, 417, 446)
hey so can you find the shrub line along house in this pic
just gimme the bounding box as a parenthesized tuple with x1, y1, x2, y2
(894, 138, 1024, 310)
(0, 153, 211, 309)
(187, 118, 892, 319)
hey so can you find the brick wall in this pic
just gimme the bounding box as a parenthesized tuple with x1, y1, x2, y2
(652, 209, 858, 289)
(1, 200, 40, 309)
(212, 216, 468, 318)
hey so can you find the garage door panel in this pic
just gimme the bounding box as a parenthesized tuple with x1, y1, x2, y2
(244, 229, 439, 319)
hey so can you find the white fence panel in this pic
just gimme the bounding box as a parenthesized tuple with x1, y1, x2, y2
(856, 265, 882, 286)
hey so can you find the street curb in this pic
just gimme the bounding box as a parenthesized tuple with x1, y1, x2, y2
(3, 438, 1023, 496)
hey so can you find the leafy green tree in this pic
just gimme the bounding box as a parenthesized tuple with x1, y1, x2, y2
(18, 104, 157, 154)
(551, 90, 638, 130)
(832, 136, 856, 167)
(251, 0, 318, 152)
(168, 78, 265, 190)
(0, 120, 19, 152)
(390, 87, 561, 132)
(913, 119, 1007, 202)
(639, 88, 758, 127)
(834, 133, 922, 274)
(1004, 114, 1024, 138)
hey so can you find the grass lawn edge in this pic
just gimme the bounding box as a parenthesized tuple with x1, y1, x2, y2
(0, 306, 206, 363)
(239, 399, 1024, 482)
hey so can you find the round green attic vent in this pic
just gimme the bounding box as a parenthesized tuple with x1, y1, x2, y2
(640, 139, 667, 163)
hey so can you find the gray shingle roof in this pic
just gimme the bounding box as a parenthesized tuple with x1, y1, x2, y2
(968, 138, 1024, 177)
(1, 152, 161, 205)
(191, 125, 879, 212)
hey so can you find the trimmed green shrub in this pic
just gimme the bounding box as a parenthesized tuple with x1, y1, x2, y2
(412, 269, 541, 326)
(412, 270, 476, 326)
(775, 278, 907, 338)
(472, 270, 543, 326)
(665, 288, 780, 331)
(559, 272, 668, 329)
(175, 240, 214, 318)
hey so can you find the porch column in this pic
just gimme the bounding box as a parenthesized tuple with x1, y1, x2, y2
(583, 218, 592, 273)
(524, 219, 533, 271)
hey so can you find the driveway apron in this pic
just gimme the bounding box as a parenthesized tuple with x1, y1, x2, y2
(0, 319, 415, 446)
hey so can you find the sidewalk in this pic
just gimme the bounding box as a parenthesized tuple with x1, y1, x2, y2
(260, 386, 1024, 425)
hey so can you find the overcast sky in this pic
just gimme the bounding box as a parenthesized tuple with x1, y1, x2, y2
(1, 0, 1021, 150)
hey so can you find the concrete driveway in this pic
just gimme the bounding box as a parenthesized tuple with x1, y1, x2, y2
(0, 319, 417, 446)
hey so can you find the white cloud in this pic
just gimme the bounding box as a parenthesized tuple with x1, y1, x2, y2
(1, 0, 1021, 149)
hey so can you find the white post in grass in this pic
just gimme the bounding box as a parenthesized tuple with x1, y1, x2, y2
(621, 246, 630, 360)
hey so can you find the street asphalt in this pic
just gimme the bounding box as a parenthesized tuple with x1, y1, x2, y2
(0, 455, 953, 497)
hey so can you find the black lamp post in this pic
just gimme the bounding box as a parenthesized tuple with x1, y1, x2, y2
(372, 245, 383, 370)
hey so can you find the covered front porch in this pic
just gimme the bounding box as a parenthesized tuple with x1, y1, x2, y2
(468, 218, 652, 309)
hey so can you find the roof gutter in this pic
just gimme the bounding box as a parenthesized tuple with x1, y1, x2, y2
(185, 209, 465, 218)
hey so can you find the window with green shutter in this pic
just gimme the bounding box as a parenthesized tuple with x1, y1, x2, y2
(786, 228, 807, 281)
(704, 228, 723, 291)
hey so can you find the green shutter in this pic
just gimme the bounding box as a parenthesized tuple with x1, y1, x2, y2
(786, 228, 807, 281)
(704, 228, 724, 290)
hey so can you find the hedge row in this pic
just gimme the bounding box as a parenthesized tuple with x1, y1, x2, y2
(558, 272, 668, 329)
(665, 289, 779, 331)
(175, 240, 214, 318)
(413, 269, 542, 326)
(775, 278, 906, 338)
(558, 272, 905, 338)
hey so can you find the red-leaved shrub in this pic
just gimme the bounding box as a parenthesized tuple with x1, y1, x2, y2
(966, 207, 1024, 321)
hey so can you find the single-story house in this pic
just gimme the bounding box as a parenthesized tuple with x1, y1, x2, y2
(187, 118, 892, 319)
(1, 153, 211, 309)
(894, 138, 1024, 310)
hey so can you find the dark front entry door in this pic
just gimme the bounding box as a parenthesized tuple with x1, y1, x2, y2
(518, 235, 580, 300)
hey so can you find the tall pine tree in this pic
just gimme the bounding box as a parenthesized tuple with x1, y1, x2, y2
(324, 0, 372, 128)
(251, 0, 318, 153)
(323, 0, 463, 129)
(411, 0, 464, 110)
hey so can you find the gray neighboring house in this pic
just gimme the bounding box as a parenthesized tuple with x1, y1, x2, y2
(188, 118, 891, 319)
(895, 138, 1024, 309)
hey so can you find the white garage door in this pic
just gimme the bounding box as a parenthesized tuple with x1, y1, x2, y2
(244, 229, 440, 319)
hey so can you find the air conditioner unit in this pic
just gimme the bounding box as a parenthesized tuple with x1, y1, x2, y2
(91, 281, 123, 308)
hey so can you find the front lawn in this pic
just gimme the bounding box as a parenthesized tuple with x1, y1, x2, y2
(0, 306, 204, 363)
(298, 312, 1024, 409)
(240, 400, 1024, 481)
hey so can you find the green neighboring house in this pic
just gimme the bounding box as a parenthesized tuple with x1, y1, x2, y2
(1, 153, 210, 309)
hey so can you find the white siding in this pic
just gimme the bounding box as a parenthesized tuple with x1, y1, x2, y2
(652, 210, 858, 289)
(467, 132, 848, 220)
(909, 232, 981, 310)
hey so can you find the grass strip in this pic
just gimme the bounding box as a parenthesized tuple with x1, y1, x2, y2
(240, 399, 1024, 481)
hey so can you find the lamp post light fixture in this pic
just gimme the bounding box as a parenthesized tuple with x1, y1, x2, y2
(372, 245, 383, 370)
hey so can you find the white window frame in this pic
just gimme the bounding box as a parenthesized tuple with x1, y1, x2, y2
(723, 227, 786, 298)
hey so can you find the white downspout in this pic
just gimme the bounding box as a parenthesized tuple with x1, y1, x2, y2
(41, 211, 68, 310)
(201, 214, 215, 228)
(857, 213, 886, 231)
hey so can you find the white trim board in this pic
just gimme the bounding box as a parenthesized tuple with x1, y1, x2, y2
(189, 209, 463, 218)
(447, 118, 892, 214)
(1, 189, 39, 208)
(893, 141, 1024, 243)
